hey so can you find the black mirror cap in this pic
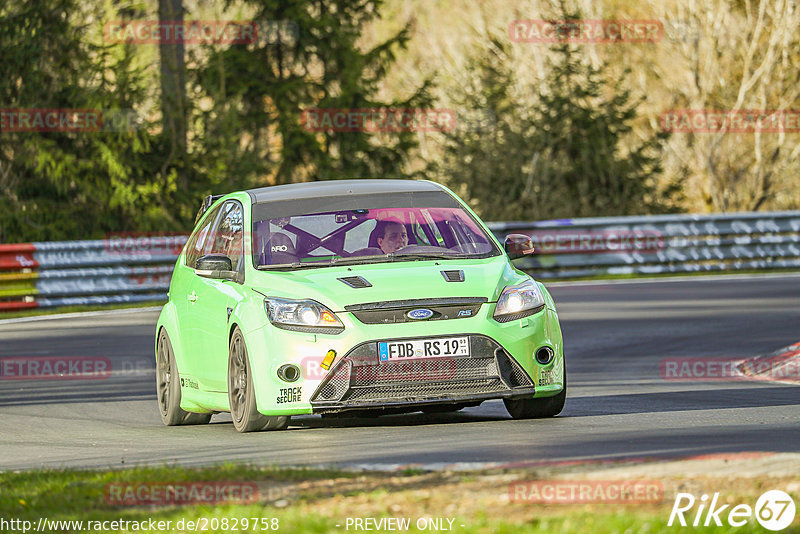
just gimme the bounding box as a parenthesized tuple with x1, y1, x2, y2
(504, 234, 535, 260)
(196, 254, 232, 271)
(195, 254, 237, 280)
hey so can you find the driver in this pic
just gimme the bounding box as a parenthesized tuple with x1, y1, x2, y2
(374, 219, 408, 254)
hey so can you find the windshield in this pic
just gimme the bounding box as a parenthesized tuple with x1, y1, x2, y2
(253, 205, 500, 270)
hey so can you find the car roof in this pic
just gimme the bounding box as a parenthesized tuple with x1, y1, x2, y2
(246, 179, 444, 203)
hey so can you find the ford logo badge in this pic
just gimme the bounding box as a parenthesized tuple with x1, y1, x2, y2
(406, 308, 434, 320)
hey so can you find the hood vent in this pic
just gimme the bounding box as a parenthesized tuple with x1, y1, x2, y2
(441, 270, 465, 282)
(338, 276, 372, 288)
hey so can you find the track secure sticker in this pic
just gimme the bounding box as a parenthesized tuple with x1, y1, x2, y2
(181, 377, 199, 389)
(538, 369, 554, 386)
(277, 387, 301, 404)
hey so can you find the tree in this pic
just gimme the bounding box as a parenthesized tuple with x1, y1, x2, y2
(158, 0, 189, 190)
(645, 0, 800, 212)
(0, 0, 160, 242)
(190, 0, 430, 195)
(532, 42, 680, 218)
(439, 33, 681, 221)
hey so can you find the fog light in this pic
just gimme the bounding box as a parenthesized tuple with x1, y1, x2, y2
(277, 364, 300, 382)
(535, 346, 554, 365)
(320, 349, 336, 371)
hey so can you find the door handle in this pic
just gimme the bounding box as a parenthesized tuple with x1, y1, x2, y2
(188, 292, 198, 303)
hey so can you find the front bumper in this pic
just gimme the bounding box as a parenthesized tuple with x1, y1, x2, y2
(310, 334, 535, 413)
(243, 302, 564, 416)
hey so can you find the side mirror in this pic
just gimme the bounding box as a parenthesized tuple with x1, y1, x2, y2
(195, 254, 237, 280)
(504, 234, 534, 260)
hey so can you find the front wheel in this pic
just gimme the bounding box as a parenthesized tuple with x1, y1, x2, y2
(156, 329, 212, 426)
(228, 327, 290, 433)
(504, 364, 566, 419)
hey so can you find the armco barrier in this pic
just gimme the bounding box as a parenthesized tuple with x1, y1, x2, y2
(1, 211, 799, 312)
(488, 210, 800, 279)
(0, 239, 182, 312)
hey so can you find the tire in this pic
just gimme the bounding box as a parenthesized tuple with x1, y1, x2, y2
(156, 329, 212, 426)
(228, 327, 290, 433)
(504, 362, 567, 419)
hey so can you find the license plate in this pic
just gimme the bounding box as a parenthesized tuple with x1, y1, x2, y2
(378, 337, 469, 361)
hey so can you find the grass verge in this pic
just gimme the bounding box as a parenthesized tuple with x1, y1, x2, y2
(1, 464, 796, 533)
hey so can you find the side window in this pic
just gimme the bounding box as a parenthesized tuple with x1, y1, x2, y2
(185, 204, 222, 268)
(208, 202, 244, 272)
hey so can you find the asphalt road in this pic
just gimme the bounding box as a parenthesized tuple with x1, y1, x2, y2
(1, 274, 799, 471)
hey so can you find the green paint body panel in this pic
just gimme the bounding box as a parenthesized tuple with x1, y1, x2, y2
(155, 184, 564, 417)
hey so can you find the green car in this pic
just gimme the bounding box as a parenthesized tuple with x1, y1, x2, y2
(155, 179, 565, 432)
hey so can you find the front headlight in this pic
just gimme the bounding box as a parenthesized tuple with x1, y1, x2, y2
(264, 297, 344, 333)
(493, 279, 546, 322)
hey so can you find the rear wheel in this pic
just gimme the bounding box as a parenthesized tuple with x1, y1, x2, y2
(156, 329, 212, 426)
(228, 327, 290, 432)
(504, 363, 566, 419)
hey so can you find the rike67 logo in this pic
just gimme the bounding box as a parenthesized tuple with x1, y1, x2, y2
(669, 490, 796, 531)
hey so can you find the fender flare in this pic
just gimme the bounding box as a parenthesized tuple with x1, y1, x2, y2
(227, 298, 273, 411)
(155, 301, 189, 373)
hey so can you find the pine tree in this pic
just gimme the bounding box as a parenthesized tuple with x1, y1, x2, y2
(439, 37, 681, 221)
(0, 0, 159, 242)
(533, 43, 679, 217)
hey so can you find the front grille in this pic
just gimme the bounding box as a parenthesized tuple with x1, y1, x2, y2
(310, 335, 533, 407)
(346, 297, 487, 325)
(346, 379, 507, 402)
(349, 356, 498, 387)
(315, 360, 352, 401)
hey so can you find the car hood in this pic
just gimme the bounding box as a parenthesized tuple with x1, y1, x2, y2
(249, 256, 525, 311)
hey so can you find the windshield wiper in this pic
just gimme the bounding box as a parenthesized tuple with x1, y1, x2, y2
(329, 254, 391, 266)
(258, 256, 391, 270)
(393, 252, 465, 261)
(256, 262, 326, 271)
